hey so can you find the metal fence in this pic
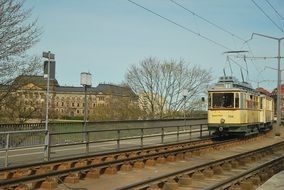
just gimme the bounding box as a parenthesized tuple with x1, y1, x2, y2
(0, 118, 207, 132)
(0, 118, 208, 167)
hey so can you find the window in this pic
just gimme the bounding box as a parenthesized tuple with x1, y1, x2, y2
(260, 97, 264, 109)
(212, 93, 234, 108)
(208, 93, 211, 108)
(235, 93, 239, 108)
(98, 97, 104, 101)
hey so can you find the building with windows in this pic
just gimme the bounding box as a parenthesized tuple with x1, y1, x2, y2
(0, 62, 137, 122)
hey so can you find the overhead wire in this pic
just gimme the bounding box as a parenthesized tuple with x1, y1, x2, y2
(264, 0, 284, 31)
(251, 0, 284, 33)
(170, 0, 261, 80)
(127, 0, 231, 50)
(169, 0, 247, 42)
(264, 0, 284, 21)
(127, 0, 267, 84)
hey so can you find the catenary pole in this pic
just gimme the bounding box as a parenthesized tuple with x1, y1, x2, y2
(249, 33, 284, 136)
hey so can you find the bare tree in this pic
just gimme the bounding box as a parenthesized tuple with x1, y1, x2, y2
(125, 57, 212, 119)
(0, 0, 41, 111)
(90, 97, 143, 121)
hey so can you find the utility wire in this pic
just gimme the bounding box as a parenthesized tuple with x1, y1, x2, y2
(251, 0, 284, 33)
(170, 0, 247, 42)
(127, 0, 230, 50)
(264, 0, 284, 20)
(170, 0, 262, 78)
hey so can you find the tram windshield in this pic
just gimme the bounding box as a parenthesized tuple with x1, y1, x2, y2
(212, 93, 234, 108)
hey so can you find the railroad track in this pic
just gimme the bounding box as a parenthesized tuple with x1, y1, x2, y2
(0, 133, 272, 189)
(0, 134, 268, 189)
(115, 139, 284, 190)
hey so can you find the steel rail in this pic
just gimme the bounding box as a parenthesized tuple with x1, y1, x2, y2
(0, 136, 213, 172)
(205, 156, 284, 190)
(0, 138, 239, 187)
(113, 140, 284, 190)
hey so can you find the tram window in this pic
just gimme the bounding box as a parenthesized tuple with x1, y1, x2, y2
(260, 97, 263, 109)
(240, 93, 244, 109)
(208, 94, 211, 107)
(235, 93, 239, 108)
(212, 93, 234, 108)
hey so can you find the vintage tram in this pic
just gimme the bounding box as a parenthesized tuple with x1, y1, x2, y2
(208, 76, 274, 136)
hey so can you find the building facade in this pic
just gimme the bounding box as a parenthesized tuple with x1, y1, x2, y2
(0, 62, 137, 122)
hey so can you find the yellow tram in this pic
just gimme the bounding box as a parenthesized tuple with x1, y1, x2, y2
(208, 76, 274, 136)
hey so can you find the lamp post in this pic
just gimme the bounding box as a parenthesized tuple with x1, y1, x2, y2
(42, 51, 55, 161)
(182, 89, 189, 129)
(80, 72, 92, 155)
(248, 33, 284, 136)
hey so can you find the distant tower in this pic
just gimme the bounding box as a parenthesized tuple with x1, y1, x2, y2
(44, 60, 56, 80)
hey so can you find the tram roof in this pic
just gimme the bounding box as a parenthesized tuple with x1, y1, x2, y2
(208, 76, 257, 93)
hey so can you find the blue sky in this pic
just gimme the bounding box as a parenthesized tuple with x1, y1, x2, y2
(25, 0, 284, 91)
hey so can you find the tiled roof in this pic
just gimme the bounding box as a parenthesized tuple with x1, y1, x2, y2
(13, 75, 59, 88)
(93, 84, 137, 97)
(256, 87, 271, 96)
(271, 84, 284, 95)
(8, 75, 137, 97)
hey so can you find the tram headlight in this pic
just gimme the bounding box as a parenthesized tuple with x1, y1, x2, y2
(220, 118, 225, 124)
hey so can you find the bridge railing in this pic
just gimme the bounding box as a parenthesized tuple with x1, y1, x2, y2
(0, 119, 208, 167)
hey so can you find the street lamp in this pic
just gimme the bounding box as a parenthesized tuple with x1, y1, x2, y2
(80, 72, 92, 154)
(182, 89, 189, 130)
(42, 51, 55, 161)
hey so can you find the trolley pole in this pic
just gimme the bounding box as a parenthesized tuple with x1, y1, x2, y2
(249, 33, 284, 136)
